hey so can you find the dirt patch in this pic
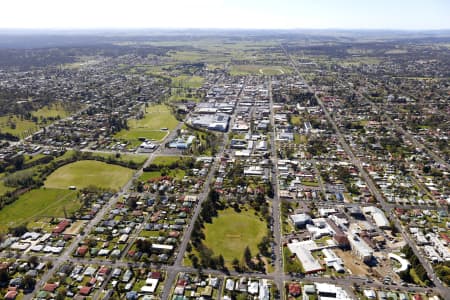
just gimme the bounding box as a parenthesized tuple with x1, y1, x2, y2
(64, 220, 87, 235)
(335, 249, 369, 276)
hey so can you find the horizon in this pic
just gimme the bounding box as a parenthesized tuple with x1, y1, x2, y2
(0, 0, 449, 31)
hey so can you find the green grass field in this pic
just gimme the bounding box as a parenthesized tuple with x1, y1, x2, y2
(139, 169, 186, 181)
(203, 207, 267, 266)
(172, 75, 204, 89)
(230, 64, 292, 76)
(114, 104, 178, 144)
(0, 188, 79, 232)
(92, 153, 149, 165)
(290, 116, 302, 126)
(114, 129, 167, 145)
(44, 160, 134, 191)
(32, 102, 70, 119)
(0, 115, 39, 138)
(152, 156, 184, 166)
(169, 88, 202, 103)
(130, 104, 178, 130)
(0, 179, 14, 196)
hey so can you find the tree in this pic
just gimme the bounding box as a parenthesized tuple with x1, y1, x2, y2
(244, 246, 252, 264)
(191, 255, 199, 268)
(23, 275, 35, 291)
(218, 254, 225, 269)
(28, 256, 39, 268)
(232, 258, 240, 272)
(56, 287, 67, 300)
(0, 269, 9, 285)
(9, 225, 28, 237)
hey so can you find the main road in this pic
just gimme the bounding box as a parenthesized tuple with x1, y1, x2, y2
(268, 77, 285, 299)
(160, 79, 247, 300)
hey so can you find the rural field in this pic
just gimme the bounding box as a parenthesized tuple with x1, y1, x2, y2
(0, 188, 79, 232)
(203, 207, 267, 267)
(115, 104, 178, 145)
(44, 160, 134, 190)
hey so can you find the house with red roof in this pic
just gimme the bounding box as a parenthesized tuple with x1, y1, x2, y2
(4, 290, 18, 300)
(75, 245, 88, 257)
(288, 283, 301, 297)
(52, 220, 70, 235)
(79, 286, 91, 296)
(43, 283, 58, 292)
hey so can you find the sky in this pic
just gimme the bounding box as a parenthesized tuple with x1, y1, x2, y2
(0, 0, 449, 30)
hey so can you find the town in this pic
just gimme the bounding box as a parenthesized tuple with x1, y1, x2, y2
(0, 30, 448, 300)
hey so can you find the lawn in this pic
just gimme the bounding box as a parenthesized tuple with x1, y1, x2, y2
(0, 188, 79, 232)
(290, 116, 302, 126)
(44, 160, 134, 191)
(203, 207, 267, 266)
(152, 156, 184, 166)
(114, 104, 178, 144)
(283, 247, 305, 273)
(24, 154, 46, 164)
(139, 169, 186, 181)
(294, 134, 307, 145)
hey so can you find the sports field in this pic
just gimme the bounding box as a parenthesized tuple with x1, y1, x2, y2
(229, 64, 292, 76)
(44, 160, 134, 190)
(203, 207, 267, 266)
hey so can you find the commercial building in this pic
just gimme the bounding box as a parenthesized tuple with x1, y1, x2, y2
(287, 240, 324, 274)
(347, 233, 373, 263)
(290, 213, 312, 228)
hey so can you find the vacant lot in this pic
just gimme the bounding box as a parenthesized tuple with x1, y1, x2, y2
(0, 188, 79, 232)
(203, 207, 267, 266)
(44, 160, 134, 190)
(335, 249, 369, 276)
